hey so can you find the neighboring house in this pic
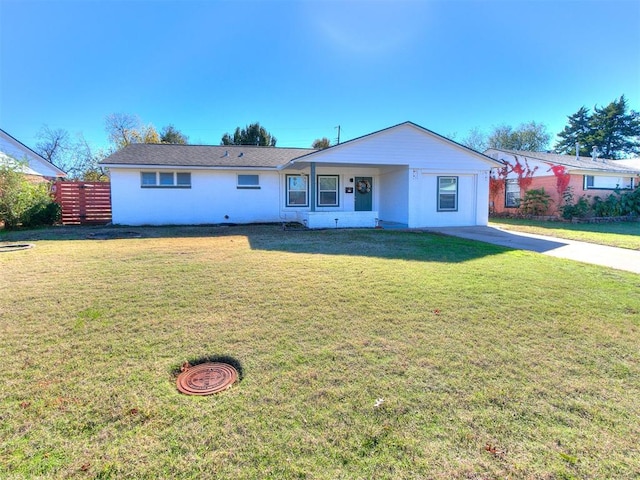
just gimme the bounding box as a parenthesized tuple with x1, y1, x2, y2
(485, 148, 640, 215)
(100, 122, 502, 228)
(611, 158, 640, 172)
(0, 129, 67, 181)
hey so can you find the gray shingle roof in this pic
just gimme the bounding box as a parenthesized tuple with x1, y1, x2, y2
(488, 149, 639, 174)
(100, 144, 316, 168)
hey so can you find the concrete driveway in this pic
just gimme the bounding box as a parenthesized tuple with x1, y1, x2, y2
(424, 226, 640, 274)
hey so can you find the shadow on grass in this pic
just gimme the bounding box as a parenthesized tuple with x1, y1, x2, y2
(0, 223, 527, 263)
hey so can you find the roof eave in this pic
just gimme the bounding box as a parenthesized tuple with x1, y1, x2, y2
(101, 163, 282, 170)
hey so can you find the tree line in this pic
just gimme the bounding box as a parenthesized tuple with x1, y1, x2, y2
(460, 95, 640, 158)
(31, 95, 640, 181)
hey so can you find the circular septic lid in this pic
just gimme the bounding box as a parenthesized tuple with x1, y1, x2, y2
(0, 244, 34, 252)
(176, 362, 238, 396)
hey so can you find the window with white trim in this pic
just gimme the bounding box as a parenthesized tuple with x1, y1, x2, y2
(286, 175, 308, 206)
(584, 175, 634, 190)
(505, 178, 520, 207)
(317, 175, 339, 207)
(140, 172, 191, 188)
(437, 176, 458, 211)
(237, 174, 260, 189)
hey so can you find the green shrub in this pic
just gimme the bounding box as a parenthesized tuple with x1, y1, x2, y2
(619, 187, 640, 216)
(0, 163, 59, 229)
(520, 188, 552, 216)
(592, 194, 622, 217)
(22, 200, 61, 228)
(559, 187, 591, 219)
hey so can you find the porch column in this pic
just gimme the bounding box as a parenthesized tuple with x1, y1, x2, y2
(310, 162, 316, 212)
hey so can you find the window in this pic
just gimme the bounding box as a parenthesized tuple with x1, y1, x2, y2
(286, 175, 308, 206)
(317, 175, 339, 206)
(584, 175, 634, 190)
(159, 172, 174, 186)
(237, 174, 260, 189)
(505, 178, 520, 207)
(437, 176, 458, 211)
(141, 172, 156, 186)
(176, 172, 191, 186)
(140, 171, 191, 188)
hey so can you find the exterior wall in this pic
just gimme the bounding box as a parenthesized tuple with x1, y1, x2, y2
(278, 166, 384, 223)
(110, 168, 283, 225)
(491, 173, 638, 216)
(308, 124, 493, 171)
(378, 167, 409, 224)
(409, 172, 479, 227)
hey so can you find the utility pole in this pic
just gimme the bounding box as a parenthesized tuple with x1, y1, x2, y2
(335, 125, 341, 145)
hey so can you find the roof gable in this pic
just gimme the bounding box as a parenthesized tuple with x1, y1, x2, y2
(0, 129, 67, 177)
(286, 122, 502, 168)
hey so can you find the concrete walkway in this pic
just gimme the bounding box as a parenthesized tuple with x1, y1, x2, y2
(423, 226, 640, 274)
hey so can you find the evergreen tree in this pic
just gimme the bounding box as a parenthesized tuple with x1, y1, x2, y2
(554, 106, 592, 156)
(160, 125, 188, 144)
(221, 123, 276, 146)
(589, 96, 640, 158)
(554, 96, 640, 159)
(312, 137, 331, 149)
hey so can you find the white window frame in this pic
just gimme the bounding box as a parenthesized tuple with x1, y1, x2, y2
(505, 178, 520, 207)
(237, 174, 260, 189)
(317, 175, 339, 207)
(286, 174, 308, 207)
(140, 171, 191, 188)
(437, 176, 458, 212)
(584, 175, 634, 190)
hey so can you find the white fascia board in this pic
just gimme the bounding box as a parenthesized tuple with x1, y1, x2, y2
(571, 168, 638, 176)
(102, 164, 279, 171)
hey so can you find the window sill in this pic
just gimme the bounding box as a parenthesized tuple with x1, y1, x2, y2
(141, 185, 191, 189)
(237, 186, 261, 189)
(584, 187, 632, 191)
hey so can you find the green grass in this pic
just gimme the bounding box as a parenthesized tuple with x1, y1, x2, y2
(1, 225, 639, 479)
(490, 217, 640, 250)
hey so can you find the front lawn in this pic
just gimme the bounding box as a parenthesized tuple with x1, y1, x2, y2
(1, 226, 639, 479)
(490, 217, 640, 250)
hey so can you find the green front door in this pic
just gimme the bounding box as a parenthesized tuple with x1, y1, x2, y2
(354, 177, 372, 211)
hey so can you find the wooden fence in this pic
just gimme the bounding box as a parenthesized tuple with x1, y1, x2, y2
(53, 181, 112, 225)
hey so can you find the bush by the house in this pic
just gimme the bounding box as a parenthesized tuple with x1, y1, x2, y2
(520, 188, 552, 216)
(557, 186, 640, 220)
(559, 187, 591, 220)
(0, 164, 61, 229)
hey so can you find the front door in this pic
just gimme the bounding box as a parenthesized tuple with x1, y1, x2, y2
(354, 177, 372, 211)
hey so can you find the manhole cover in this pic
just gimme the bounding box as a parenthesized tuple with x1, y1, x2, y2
(176, 362, 238, 395)
(0, 244, 34, 252)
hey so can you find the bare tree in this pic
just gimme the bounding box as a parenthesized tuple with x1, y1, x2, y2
(460, 127, 487, 153)
(35, 125, 70, 168)
(105, 113, 142, 149)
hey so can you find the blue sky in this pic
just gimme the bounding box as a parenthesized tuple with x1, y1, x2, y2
(1, 0, 639, 154)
